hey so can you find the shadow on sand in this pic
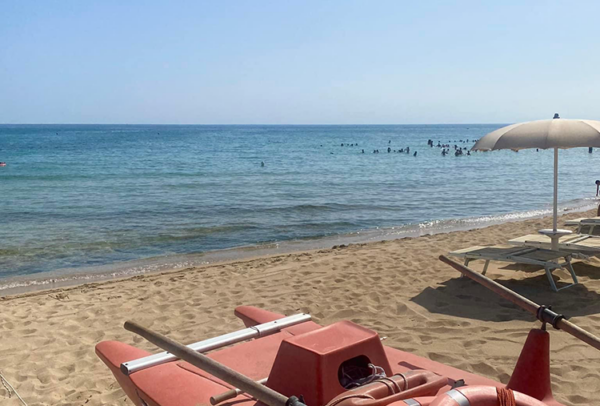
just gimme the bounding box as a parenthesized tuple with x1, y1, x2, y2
(411, 262, 600, 323)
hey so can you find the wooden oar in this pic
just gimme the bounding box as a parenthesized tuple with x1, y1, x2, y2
(124, 321, 306, 406)
(439, 255, 600, 351)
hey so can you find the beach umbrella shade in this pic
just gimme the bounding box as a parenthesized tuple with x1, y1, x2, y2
(472, 115, 600, 249)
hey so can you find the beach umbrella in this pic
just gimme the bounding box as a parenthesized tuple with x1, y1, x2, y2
(472, 114, 600, 249)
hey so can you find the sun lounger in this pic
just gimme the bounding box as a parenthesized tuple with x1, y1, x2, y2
(508, 233, 600, 255)
(449, 245, 578, 292)
(564, 217, 600, 226)
(564, 217, 600, 236)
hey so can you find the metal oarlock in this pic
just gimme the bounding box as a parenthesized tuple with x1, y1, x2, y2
(121, 313, 311, 375)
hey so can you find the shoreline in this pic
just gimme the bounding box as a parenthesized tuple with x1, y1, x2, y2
(0, 207, 599, 405)
(1, 198, 596, 298)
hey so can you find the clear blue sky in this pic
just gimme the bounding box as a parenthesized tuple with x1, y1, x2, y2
(2, 1, 600, 124)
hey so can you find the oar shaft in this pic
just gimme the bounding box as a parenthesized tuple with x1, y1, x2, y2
(439, 255, 539, 315)
(558, 319, 600, 351)
(124, 321, 291, 406)
(439, 255, 600, 351)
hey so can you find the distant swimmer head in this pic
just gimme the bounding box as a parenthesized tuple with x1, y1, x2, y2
(261, 161, 265, 167)
(596, 180, 600, 185)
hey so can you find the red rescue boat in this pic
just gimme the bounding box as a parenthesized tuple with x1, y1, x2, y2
(96, 305, 564, 406)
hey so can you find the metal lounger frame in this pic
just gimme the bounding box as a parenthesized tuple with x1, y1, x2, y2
(457, 247, 578, 292)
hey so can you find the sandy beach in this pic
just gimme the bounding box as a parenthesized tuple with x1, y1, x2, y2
(1, 210, 600, 406)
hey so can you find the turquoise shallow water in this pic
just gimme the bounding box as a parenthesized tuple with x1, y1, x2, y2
(0, 124, 598, 290)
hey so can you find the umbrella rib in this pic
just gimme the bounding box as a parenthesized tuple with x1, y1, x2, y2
(489, 122, 525, 150)
(502, 122, 540, 150)
(579, 120, 600, 137)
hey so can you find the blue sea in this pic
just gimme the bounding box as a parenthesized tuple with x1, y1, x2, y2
(1, 124, 598, 294)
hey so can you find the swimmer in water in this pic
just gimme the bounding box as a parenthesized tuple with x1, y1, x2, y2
(261, 161, 265, 167)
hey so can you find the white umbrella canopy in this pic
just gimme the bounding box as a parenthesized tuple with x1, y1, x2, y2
(473, 118, 600, 151)
(472, 115, 600, 250)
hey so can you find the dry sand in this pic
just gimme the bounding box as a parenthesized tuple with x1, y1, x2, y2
(1, 210, 600, 406)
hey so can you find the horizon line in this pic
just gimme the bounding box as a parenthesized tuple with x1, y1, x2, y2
(0, 122, 508, 126)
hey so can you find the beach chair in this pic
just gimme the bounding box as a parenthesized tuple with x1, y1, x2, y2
(564, 217, 595, 226)
(508, 233, 600, 255)
(449, 245, 578, 292)
(564, 217, 600, 236)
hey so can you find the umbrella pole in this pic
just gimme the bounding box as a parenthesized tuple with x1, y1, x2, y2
(552, 147, 558, 250)
(553, 148, 558, 232)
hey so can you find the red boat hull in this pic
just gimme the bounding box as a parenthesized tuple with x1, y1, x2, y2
(96, 306, 563, 406)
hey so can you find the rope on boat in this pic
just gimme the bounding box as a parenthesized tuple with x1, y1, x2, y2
(0, 370, 28, 406)
(343, 363, 387, 389)
(496, 388, 516, 406)
(376, 376, 403, 393)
